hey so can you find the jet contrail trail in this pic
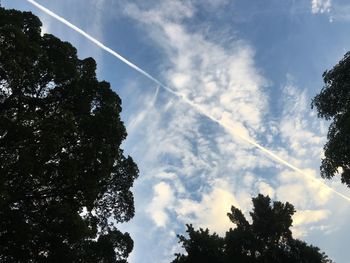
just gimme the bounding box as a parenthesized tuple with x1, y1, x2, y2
(27, 0, 164, 88)
(27, 0, 350, 203)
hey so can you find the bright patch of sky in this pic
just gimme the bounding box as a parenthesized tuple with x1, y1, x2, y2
(4, 0, 350, 262)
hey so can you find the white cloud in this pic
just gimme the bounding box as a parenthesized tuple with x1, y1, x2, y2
(40, 16, 52, 35)
(309, 0, 350, 22)
(124, 1, 268, 134)
(147, 182, 174, 227)
(293, 209, 330, 226)
(122, 0, 339, 232)
(123, 1, 272, 230)
(292, 209, 330, 237)
(119, 2, 349, 262)
(311, 0, 332, 14)
(279, 83, 325, 160)
(275, 168, 332, 208)
(257, 181, 275, 198)
(175, 184, 242, 235)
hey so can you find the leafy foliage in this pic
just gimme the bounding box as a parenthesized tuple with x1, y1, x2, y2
(172, 194, 333, 263)
(312, 52, 350, 186)
(0, 8, 138, 262)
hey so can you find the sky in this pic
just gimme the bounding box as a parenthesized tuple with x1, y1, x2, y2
(4, 0, 350, 262)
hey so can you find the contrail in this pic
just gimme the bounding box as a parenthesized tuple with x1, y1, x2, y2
(27, 0, 350, 203)
(27, 0, 164, 88)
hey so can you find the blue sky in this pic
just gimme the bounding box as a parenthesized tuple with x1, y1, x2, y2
(4, 0, 350, 262)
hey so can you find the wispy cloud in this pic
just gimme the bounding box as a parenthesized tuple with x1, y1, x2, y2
(28, 0, 349, 206)
(118, 3, 350, 261)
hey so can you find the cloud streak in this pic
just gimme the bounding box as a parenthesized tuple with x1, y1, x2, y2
(27, 0, 163, 88)
(27, 0, 350, 203)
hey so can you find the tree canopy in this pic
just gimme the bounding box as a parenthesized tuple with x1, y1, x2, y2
(0, 7, 138, 262)
(312, 52, 350, 186)
(172, 194, 333, 263)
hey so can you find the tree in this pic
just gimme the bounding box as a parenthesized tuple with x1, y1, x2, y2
(172, 194, 333, 263)
(312, 52, 350, 186)
(173, 225, 225, 263)
(0, 7, 138, 262)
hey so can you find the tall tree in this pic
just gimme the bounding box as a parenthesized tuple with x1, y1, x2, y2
(312, 52, 350, 186)
(0, 8, 138, 262)
(172, 194, 333, 263)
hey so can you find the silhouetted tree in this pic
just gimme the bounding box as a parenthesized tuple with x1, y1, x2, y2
(173, 225, 225, 263)
(172, 194, 333, 263)
(0, 8, 138, 262)
(312, 52, 350, 187)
